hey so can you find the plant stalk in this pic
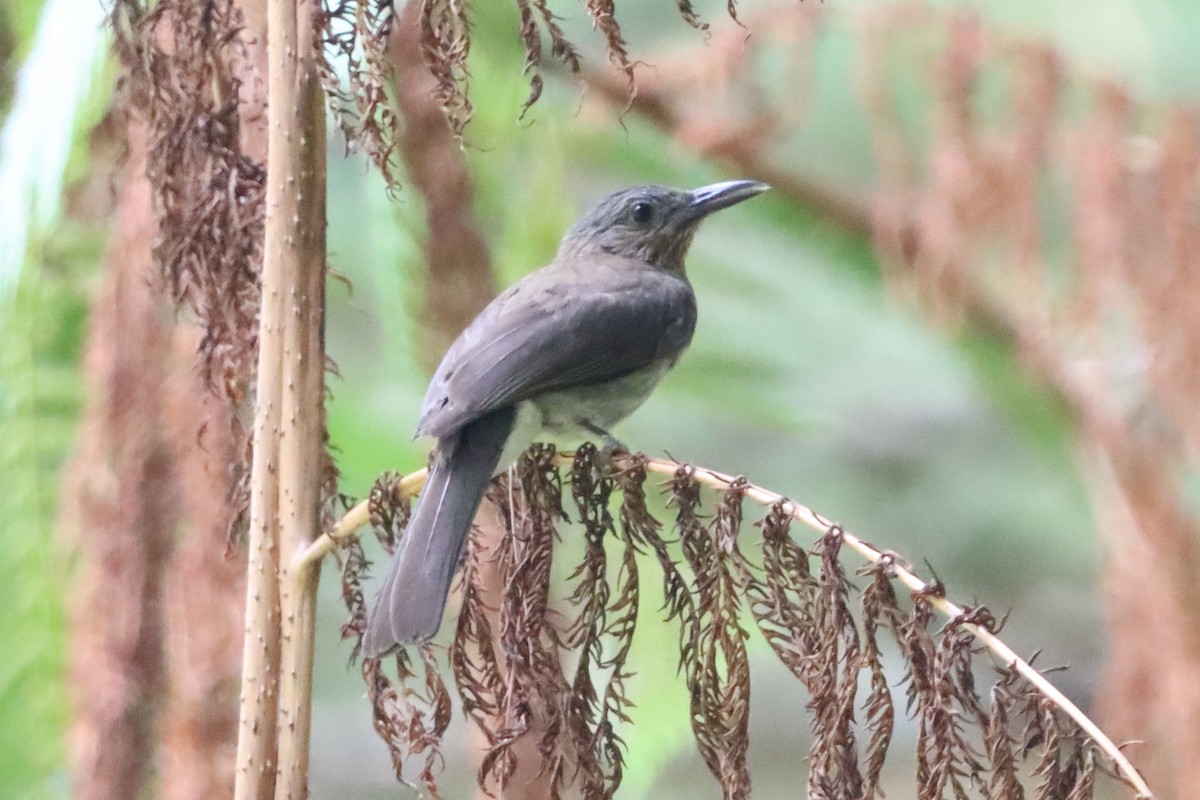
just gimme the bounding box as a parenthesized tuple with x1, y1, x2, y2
(267, 0, 327, 793)
(234, 0, 326, 794)
(233, 150, 284, 800)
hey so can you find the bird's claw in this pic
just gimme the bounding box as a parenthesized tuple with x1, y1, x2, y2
(596, 435, 630, 474)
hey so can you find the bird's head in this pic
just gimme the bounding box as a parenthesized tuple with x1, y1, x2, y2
(558, 180, 770, 270)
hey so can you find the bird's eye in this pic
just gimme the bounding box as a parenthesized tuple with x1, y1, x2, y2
(631, 201, 654, 223)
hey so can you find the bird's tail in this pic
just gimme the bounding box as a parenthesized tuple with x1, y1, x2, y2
(362, 407, 516, 657)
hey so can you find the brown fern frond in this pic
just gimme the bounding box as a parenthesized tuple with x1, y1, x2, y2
(925, 615, 986, 798)
(743, 501, 821, 679)
(514, 0, 585, 119)
(566, 445, 613, 649)
(340, 472, 412, 661)
(367, 470, 410, 556)
(617, 454, 698, 666)
(110, 0, 265, 398)
(675, 0, 709, 31)
(859, 556, 903, 798)
(898, 589, 938, 796)
(986, 665, 1025, 800)
(583, 0, 637, 99)
(668, 468, 752, 800)
(449, 515, 505, 752)
(1067, 750, 1098, 800)
(478, 446, 573, 794)
(560, 444, 612, 794)
(337, 535, 370, 659)
(107, 0, 265, 539)
(365, 647, 452, 797)
(419, 0, 474, 139)
(315, 0, 748, 155)
(514, 0, 547, 118)
(744, 503, 840, 796)
(317, 0, 400, 181)
(949, 606, 1001, 728)
(339, 453, 1154, 799)
(1022, 679, 1098, 800)
(724, 0, 744, 27)
(559, 443, 641, 797)
(810, 526, 864, 798)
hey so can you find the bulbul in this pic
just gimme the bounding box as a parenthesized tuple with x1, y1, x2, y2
(362, 179, 769, 657)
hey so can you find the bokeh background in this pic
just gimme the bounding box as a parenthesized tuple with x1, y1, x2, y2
(4, 0, 1200, 797)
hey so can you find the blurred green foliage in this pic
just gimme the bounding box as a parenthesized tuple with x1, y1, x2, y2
(0, 0, 45, 111)
(0, 2, 109, 793)
(0, 227, 96, 798)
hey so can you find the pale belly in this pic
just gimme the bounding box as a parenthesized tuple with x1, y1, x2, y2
(496, 362, 672, 468)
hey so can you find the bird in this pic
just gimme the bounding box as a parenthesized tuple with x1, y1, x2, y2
(362, 179, 770, 657)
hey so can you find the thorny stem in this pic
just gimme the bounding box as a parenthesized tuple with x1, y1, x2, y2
(265, 0, 328, 792)
(300, 453, 1154, 799)
(234, 126, 284, 800)
(234, 0, 326, 793)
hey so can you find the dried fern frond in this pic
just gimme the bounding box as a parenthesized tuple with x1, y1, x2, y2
(316, 0, 747, 168)
(315, 451, 1155, 799)
(363, 648, 452, 795)
(109, 0, 265, 398)
(107, 0, 266, 538)
(668, 466, 753, 798)
(859, 556, 904, 797)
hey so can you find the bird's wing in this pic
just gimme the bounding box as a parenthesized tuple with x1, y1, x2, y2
(415, 261, 696, 439)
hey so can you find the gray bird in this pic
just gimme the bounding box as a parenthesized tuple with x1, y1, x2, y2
(362, 179, 769, 657)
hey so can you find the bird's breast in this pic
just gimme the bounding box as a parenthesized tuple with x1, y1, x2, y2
(532, 361, 674, 435)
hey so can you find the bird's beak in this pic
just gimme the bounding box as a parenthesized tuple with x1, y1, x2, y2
(686, 179, 771, 221)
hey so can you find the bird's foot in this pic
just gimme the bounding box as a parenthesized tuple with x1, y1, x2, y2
(596, 435, 631, 473)
(578, 421, 629, 475)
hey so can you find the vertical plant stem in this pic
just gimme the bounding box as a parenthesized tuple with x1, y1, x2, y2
(270, 0, 327, 793)
(231, 0, 324, 796)
(234, 170, 284, 800)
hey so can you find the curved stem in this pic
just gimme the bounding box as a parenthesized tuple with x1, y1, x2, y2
(296, 470, 428, 566)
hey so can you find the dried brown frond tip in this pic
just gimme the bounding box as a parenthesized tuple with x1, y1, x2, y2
(109, 0, 266, 396)
(107, 0, 272, 544)
(352, 451, 1151, 800)
(367, 470, 411, 556)
(319, 0, 747, 154)
(318, 0, 401, 182)
(365, 649, 452, 796)
(337, 534, 370, 658)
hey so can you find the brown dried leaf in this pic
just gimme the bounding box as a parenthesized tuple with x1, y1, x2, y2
(365, 647, 452, 796)
(669, 468, 752, 800)
(859, 556, 904, 798)
(108, 0, 266, 540)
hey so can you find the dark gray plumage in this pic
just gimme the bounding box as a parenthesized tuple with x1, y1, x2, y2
(362, 179, 769, 657)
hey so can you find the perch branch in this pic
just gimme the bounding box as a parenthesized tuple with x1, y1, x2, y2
(300, 453, 1153, 798)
